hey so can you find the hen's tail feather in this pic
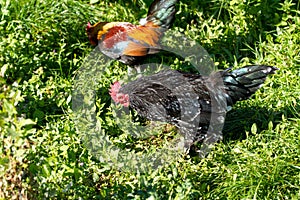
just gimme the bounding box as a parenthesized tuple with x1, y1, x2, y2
(223, 65, 278, 105)
(145, 0, 177, 28)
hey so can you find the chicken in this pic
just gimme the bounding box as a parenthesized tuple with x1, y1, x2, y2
(86, 0, 178, 65)
(109, 65, 278, 153)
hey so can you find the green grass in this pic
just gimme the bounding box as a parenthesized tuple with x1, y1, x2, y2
(0, 0, 299, 199)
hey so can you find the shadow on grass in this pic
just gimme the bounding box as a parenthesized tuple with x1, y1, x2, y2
(222, 102, 299, 142)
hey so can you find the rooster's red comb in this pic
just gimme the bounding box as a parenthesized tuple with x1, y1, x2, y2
(86, 22, 92, 30)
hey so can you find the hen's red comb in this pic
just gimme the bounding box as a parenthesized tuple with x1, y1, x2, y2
(109, 81, 121, 102)
(109, 82, 129, 107)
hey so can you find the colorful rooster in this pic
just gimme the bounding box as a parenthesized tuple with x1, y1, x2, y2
(86, 0, 178, 65)
(109, 65, 278, 153)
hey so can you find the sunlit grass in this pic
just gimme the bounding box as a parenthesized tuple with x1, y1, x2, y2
(0, 0, 299, 199)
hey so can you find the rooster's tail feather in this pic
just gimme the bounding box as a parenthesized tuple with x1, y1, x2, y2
(144, 0, 177, 28)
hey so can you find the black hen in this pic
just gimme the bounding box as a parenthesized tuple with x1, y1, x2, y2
(110, 65, 278, 153)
